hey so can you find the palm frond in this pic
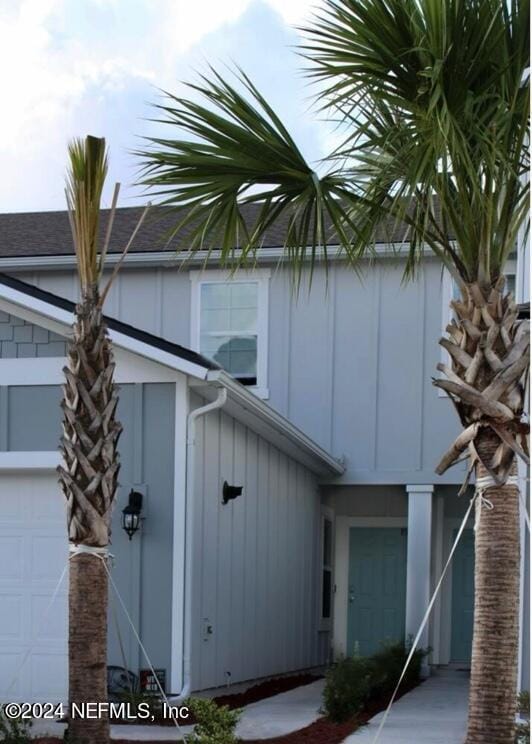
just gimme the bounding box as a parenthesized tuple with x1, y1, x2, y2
(137, 1, 529, 287)
(301, 0, 530, 283)
(66, 135, 108, 291)
(66, 136, 151, 302)
(137, 67, 359, 280)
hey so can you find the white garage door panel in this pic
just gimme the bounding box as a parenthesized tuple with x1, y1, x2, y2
(0, 594, 24, 639)
(0, 537, 23, 579)
(0, 653, 24, 697)
(0, 474, 68, 702)
(32, 593, 68, 639)
(31, 653, 68, 699)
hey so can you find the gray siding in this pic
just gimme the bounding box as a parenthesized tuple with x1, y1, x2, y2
(321, 484, 408, 517)
(0, 380, 177, 685)
(22, 257, 461, 485)
(0, 311, 66, 358)
(190, 393, 326, 690)
(2, 386, 63, 449)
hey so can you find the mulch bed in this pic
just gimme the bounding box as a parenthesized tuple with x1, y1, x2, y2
(243, 680, 421, 744)
(112, 672, 322, 726)
(32, 679, 421, 744)
(32, 673, 322, 740)
(214, 672, 321, 709)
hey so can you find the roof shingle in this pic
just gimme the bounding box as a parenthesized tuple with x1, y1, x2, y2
(0, 204, 412, 259)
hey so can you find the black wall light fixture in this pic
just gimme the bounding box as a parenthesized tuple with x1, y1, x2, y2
(222, 481, 243, 505)
(122, 489, 143, 540)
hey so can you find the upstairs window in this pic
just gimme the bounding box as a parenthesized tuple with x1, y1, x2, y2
(190, 269, 270, 397)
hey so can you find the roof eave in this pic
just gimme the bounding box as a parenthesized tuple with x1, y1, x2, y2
(0, 276, 213, 380)
(192, 370, 345, 478)
(0, 242, 440, 271)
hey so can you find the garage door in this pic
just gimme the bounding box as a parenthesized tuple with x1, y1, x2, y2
(0, 473, 68, 703)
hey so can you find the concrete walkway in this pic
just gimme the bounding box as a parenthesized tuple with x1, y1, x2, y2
(343, 673, 469, 744)
(236, 678, 325, 740)
(31, 679, 325, 741)
(31, 718, 193, 741)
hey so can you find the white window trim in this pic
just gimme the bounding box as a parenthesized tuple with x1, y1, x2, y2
(438, 260, 517, 396)
(190, 268, 271, 399)
(319, 505, 335, 632)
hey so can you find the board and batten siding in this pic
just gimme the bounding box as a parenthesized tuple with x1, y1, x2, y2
(0, 378, 177, 684)
(189, 393, 326, 691)
(21, 256, 461, 484)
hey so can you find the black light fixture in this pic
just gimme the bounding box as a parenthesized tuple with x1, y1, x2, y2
(122, 490, 143, 540)
(222, 481, 243, 505)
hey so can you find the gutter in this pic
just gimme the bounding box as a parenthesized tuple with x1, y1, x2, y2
(204, 370, 345, 477)
(174, 386, 228, 702)
(0, 243, 438, 272)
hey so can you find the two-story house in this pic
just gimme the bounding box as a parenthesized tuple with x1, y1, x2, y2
(0, 206, 528, 702)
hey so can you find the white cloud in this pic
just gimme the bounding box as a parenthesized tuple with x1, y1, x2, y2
(0, 0, 324, 212)
(267, 0, 319, 23)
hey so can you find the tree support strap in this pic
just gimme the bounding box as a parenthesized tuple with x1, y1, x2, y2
(69, 544, 111, 559)
(371, 475, 529, 744)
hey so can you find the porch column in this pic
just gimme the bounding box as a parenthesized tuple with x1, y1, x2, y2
(405, 484, 433, 675)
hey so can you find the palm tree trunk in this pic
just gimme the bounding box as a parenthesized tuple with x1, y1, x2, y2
(68, 554, 110, 743)
(466, 429, 520, 744)
(59, 288, 121, 744)
(434, 280, 529, 744)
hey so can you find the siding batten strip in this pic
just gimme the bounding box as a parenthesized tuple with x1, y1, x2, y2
(0, 387, 8, 450)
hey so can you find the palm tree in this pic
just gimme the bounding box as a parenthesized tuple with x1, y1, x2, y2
(59, 136, 148, 743)
(138, 2, 529, 741)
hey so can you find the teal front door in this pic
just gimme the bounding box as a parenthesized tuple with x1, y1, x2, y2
(451, 528, 475, 663)
(347, 528, 407, 657)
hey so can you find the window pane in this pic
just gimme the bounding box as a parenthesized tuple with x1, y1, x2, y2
(322, 569, 332, 619)
(200, 335, 257, 378)
(200, 334, 230, 354)
(230, 350, 257, 377)
(230, 283, 258, 309)
(199, 282, 259, 384)
(323, 519, 332, 566)
(201, 308, 231, 332)
(201, 284, 258, 332)
(230, 307, 257, 332)
(505, 274, 516, 295)
(201, 283, 231, 309)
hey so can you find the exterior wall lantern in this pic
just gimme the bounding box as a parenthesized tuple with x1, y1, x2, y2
(122, 489, 143, 540)
(222, 481, 242, 505)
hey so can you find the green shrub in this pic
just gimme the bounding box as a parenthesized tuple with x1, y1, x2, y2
(516, 690, 530, 744)
(322, 641, 429, 723)
(0, 706, 32, 743)
(323, 656, 372, 722)
(185, 697, 240, 744)
(368, 641, 428, 700)
(117, 689, 163, 719)
(516, 721, 530, 744)
(519, 691, 530, 716)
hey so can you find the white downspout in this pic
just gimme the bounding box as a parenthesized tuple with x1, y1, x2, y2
(173, 386, 227, 701)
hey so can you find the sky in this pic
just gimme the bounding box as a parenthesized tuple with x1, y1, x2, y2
(0, 0, 331, 213)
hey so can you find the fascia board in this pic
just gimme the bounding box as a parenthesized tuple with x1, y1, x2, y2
(0, 284, 209, 381)
(191, 370, 344, 477)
